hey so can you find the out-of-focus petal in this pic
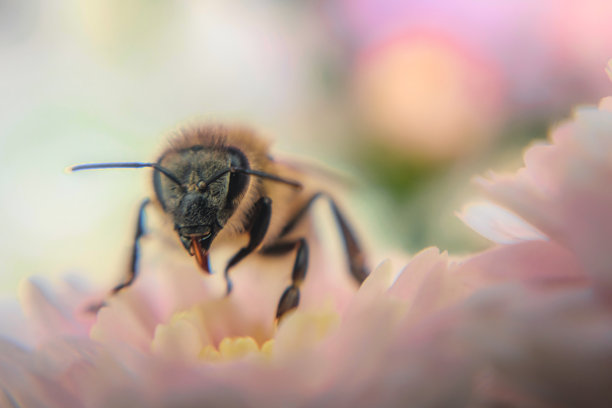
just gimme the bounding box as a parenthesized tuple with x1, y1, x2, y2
(458, 202, 547, 244)
(19, 279, 92, 348)
(352, 259, 395, 301)
(599, 96, 612, 112)
(273, 301, 340, 360)
(0, 298, 33, 348)
(606, 59, 612, 82)
(460, 240, 586, 288)
(151, 315, 205, 361)
(475, 102, 612, 289)
(461, 284, 612, 407)
(0, 338, 104, 408)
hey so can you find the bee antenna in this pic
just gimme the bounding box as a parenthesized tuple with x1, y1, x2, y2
(236, 168, 303, 189)
(67, 162, 183, 187)
(202, 167, 302, 189)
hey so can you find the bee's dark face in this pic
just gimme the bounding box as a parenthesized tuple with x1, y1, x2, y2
(153, 146, 249, 271)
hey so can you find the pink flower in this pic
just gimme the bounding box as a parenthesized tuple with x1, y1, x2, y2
(3, 65, 612, 406)
(2, 247, 487, 407)
(336, 0, 612, 117)
(456, 73, 612, 404)
(462, 86, 612, 290)
(352, 30, 504, 160)
(337, 0, 612, 161)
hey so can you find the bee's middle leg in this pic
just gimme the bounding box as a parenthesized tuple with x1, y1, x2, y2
(276, 192, 368, 284)
(260, 239, 309, 320)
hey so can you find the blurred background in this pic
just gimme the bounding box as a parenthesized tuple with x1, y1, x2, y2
(1, 0, 611, 295)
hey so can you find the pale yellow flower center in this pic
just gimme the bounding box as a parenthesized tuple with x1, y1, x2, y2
(150, 300, 341, 363)
(199, 337, 275, 362)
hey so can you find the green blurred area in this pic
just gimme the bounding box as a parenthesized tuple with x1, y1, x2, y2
(349, 118, 551, 254)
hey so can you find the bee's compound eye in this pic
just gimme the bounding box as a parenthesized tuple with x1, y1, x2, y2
(226, 148, 249, 203)
(197, 180, 207, 191)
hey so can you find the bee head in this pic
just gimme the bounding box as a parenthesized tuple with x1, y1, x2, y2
(154, 146, 251, 272)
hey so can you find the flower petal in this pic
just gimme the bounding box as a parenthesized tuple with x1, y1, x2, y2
(19, 279, 89, 347)
(477, 103, 612, 289)
(458, 202, 547, 244)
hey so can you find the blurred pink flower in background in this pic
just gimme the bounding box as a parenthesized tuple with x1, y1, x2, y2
(2, 65, 612, 407)
(333, 0, 612, 158)
(353, 29, 504, 160)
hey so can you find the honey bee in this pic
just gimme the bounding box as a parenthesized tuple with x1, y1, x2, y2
(69, 125, 368, 319)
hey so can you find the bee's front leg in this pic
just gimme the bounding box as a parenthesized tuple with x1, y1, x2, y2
(85, 198, 150, 313)
(224, 196, 272, 295)
(112, 198, 151, 293)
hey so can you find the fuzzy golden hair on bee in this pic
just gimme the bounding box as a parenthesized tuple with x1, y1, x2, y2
(68, 123, 368, 320)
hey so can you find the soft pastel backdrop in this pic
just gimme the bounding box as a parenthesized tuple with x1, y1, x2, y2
(1, 0, 611, 296)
